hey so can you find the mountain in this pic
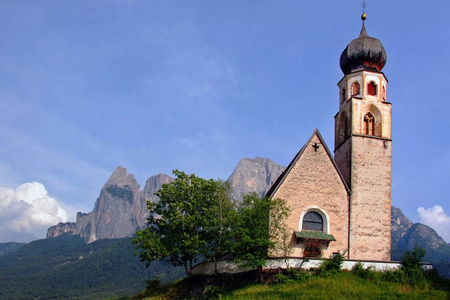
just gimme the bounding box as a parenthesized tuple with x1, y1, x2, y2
(228, 157, 285, 201)
(47, 167, 173, 243)
(1, 158, 450, 299)
(391, 206, 414, 248)
(44, 159, 449, 277)
(47, 158, 283, 242)
(46, 221, 76, 238)
(391, 206, 450, 278)
(0, 234, 184, 299)
(0, 242, 26, 256)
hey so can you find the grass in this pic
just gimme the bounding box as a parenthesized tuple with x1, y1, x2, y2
(221, 272, 446, 300)
(122, 270, 449, 300)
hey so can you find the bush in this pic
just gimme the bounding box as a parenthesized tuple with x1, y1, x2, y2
(381, 269, 406, 284)
(272, 273, 288, 284)
(316, 253, 343, 276)
(285, 268, 311, 282)
(401, 245, 427, 286)
(202, 284, 223, 299)
(145, 278, 161, 290)
(352, 262, 375, 280)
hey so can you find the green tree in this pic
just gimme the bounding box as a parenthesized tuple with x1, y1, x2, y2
(200, 180, 236, 274)
(401, 245, 427, 286)
(231, 193, 290, 282)
(133, 170, 233, 276)
(268, 197, 292, 267)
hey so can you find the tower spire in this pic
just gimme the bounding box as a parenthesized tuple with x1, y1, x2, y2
(361, 0, 367, 21)
(360, 0, 368, 37)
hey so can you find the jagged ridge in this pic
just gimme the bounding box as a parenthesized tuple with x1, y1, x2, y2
(45, 158, 450, 278)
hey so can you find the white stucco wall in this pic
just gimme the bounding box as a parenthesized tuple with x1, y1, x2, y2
(191, 258, 432, 275)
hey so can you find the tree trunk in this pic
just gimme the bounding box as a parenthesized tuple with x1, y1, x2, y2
(184, 261, 189, 276)
(258, 265, 264, 283)
(214, 256, 218, 275)
(188, 259, 193, 276)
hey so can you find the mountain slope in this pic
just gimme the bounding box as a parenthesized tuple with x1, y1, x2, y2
(391, 207, 450, 278)
(0, 242, 25, 256)
(0, 234, 184, 299)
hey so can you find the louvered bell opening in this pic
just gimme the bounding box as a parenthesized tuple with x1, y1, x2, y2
(302, 211, 323, 232)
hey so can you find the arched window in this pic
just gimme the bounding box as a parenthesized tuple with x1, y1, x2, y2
(367, 81, 377, 96)
(351, 81, 360, 96)
(363, 112, 375, 135)
(337, 112, 348, 145)
(341, 88, 346, 103)
(382, 86, 386, 101)
(302, 211, 324, 232)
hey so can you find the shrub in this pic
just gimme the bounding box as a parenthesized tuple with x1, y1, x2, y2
(352, 262, 375, 280)
(381, 269, 406, 284)
(401, 245, 427, 286)
(202, 285, 223, 299)
(316, 253, 343, 276)
(145, 278, 161, 290)
(272, 273, 288, 284)
(285, 268, 311, 282)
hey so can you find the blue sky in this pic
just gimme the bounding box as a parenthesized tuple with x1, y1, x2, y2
(0, 1, 449, 242)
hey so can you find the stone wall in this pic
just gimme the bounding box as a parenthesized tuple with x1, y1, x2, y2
(349, 136, 391, 260)
(270, 132, 349, 258)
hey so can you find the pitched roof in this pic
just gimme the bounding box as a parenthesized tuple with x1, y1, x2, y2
(266, 129, 351, 198)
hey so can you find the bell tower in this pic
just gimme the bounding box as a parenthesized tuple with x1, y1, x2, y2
(334, 14, 392, 261)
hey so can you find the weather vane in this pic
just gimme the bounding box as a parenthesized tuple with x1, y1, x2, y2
(361, 0, 367, 21)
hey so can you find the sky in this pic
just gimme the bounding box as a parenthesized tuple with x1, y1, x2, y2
(0, 0, 449, 243)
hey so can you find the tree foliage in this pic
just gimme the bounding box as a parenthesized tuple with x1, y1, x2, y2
(134, 173, 291, 278)
(268, 197, 293, 265)
(133, 170, 234, 276)
(231, 193, 291, 281)
(401, 245, 427, 286)
(200, 179, 235, 272)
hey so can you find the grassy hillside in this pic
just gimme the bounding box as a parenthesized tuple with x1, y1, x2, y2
(221, 272, 448, 300)
(126, 269, 450, 300)
(0, 234, 184, 299)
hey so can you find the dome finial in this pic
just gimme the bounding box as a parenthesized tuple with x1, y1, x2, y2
(361, 0, 367, 22)
(339, 0, 387, 76)
(360, 0, 368, 36)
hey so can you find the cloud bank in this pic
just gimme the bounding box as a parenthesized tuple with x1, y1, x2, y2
(417, 205, 450, 243)
(0, 182, 68, 243)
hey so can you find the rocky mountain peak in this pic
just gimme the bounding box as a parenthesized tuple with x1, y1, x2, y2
(143, 174, 174, 203)
(227, 157, 285, 201)
(391, 206, 414, 245)
(47, 167, 172, 243)
(104, 166, 140, 189)
(46, 222, 76, 238)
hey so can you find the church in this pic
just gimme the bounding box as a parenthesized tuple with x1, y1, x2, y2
(266, 13, 391, 262)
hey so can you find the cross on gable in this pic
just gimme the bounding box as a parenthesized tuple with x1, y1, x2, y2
(312, 143, 320, 152)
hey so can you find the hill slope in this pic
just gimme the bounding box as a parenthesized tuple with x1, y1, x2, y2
(0, 234, 184, 299)
(128, 271, 449, 300)
(0, 242, 25, 256)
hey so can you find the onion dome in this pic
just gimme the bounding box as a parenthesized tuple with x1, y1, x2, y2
(340, 16, 387, 75)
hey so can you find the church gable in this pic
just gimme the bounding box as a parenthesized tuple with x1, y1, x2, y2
(268, 129, 350, 258)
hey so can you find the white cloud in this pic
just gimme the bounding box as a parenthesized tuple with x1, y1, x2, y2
(417, 205, 450, 243)
(0, 182, 68, 243)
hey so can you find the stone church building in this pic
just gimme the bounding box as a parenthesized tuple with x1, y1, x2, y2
(267, 15, 391, 262)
